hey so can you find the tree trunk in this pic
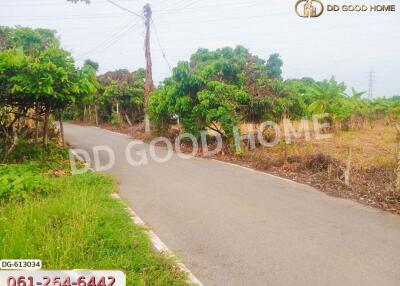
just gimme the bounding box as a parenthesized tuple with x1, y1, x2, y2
(124, 112, 132, 126)
(59, 110, 65, 148)
(35, 113, 39, 144)
(88, 104, 91, 122)
(396, 147, 400, 193)
(43, 110, 49, 147)
(95, 104, 99, 126)
(396, 125, 400, 192)
(83, 105, 87, 122)
(2, 122, 18, 163)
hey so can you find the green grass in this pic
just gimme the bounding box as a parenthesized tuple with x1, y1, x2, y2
(0, 144, 189, 286)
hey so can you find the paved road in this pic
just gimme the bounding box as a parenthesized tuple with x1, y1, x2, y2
(64, 123, 400, 286)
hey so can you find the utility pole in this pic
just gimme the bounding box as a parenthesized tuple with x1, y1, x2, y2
(143, 3, 154, 135)
(368, 68, 374, 99)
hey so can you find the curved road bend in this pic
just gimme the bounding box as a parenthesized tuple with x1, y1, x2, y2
(64, 123, 400, 286)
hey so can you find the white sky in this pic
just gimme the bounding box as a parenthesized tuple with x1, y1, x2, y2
(0, 0, 399, 97)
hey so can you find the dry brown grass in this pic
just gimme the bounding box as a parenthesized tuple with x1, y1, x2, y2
(232, 122, 400, 213)
(310, 125, 397, 168)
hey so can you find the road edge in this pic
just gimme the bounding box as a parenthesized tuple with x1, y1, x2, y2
(70, 150, 204, 286)
(111, 193, 204, 286)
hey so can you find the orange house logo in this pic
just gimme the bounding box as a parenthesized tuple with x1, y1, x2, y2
(295, 0, 324, 17)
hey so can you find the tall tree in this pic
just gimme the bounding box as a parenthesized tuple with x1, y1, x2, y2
(266, 53, 283, 79)
(148, 46, 274, 139)
(0, 26, 59, 56)
(96, 69, 145, 125)
(0, 45, 95, 148)
(84, 58, 99, 72)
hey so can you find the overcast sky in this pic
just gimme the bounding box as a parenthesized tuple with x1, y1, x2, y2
(0, 0, 399, 97)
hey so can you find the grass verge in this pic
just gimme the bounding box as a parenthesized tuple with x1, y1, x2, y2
(0, 145, 189, 285)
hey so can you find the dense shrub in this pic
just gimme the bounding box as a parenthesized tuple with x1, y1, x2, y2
(5, 141, 68, 165)
(0, 142, 69, 203)
(0, 164, 55, 203)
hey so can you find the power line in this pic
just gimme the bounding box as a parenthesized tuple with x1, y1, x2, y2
(104, 0, 143, 18)
(138, 27, 399, 51)
(151, 19, 172, 72)
(154, 0, 267, 13)
(155, 12, 292, 26)
(2, 13, 129, 21)
(76, 17, 140, 60)
(0, 0, 141, 6)
(168, 0, 202, 11)
(152, 0, 190, 12)
(153, 0, 201, 17)
(98, 19, 142, 54)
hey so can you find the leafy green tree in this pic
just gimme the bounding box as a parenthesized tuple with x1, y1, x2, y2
(68, 62, 100, 125)
(34, 48, 93, 146)
(0, 26, 13, 50)
(0, 26, 59, 156)
(348, 87, 366, 99)
(307, 77, 347, 118)
(149, 47, 314, 139)
(94, 69, 145, 125)
(0, 45, 95, 150)
(0, 50, 34, 160)
(266, 53, 283, 79)
(370, 96, 400, 120)
(271, 79, 308, 120)
(84, 59, 99, 72)
(0, 26, 59, 56)
(191, 81, 249, 139)
(150, 46, 271, 140)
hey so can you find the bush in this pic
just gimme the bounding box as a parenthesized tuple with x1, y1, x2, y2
(111, 111, 123, 125)
(5, 141, 44, 163)
(4, 141, 69, 165)
(0, 142, 69, 203)
(0, 164, 55, 203)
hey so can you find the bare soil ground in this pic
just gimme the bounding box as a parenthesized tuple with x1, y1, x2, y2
(76, 121, 400, 214)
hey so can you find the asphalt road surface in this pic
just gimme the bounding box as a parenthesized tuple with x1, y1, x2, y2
(64, 123, 400, 286)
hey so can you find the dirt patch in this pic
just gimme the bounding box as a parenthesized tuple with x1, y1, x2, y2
(304, 153, 341, 172)
(44, 169, 67, 177)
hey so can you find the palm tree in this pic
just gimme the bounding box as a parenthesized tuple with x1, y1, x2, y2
(308, 77, 346, 118)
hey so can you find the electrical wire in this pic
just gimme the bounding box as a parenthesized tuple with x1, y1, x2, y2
(154, 0, 268, 14)
(76, 17, 141, 60)
(153, 0, 200, 14)
(98, 19, 142, 54)
(104, 0, 143, 18)
(151, 19, 172, 71)
(2, 13, 129, 21)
